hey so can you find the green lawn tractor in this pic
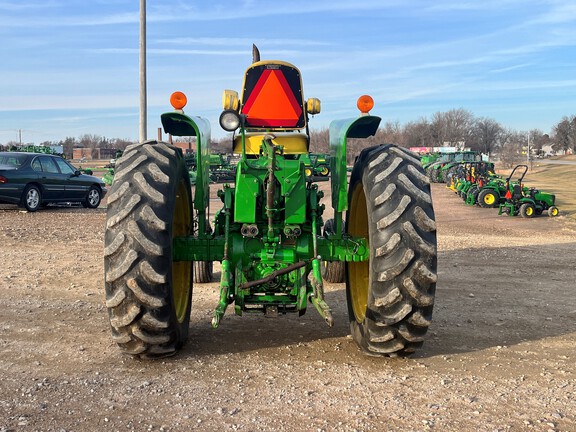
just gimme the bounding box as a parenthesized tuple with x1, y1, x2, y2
(448, 161, 495, 206)
(103, 48, 437, 358)
(461, 162, 500, 207)
(473, 175, 505, 208)
(77, 166, 94, 176)
(498, 165, 559, 217)
(304, 153, 331, 178)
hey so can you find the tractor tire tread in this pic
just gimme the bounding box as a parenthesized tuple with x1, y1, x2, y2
(347, 144, 437, 357)
(104, 141, 192, 359)
(321, 218, 345, 283)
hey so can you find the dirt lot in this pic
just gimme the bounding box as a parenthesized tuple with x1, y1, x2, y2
(1, 181, 575, 432)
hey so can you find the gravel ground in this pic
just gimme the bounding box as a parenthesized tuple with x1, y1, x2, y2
(1, 182, 575, 432)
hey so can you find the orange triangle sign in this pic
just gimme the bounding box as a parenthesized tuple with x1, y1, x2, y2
(243, 69, 303, 128)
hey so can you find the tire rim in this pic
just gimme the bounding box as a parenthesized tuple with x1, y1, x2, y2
(484, 193, 496, 205)
(172, 179, 192, 323)
(319, 166, 329, 176)
(27, 189, 39, 209)
(348, 183, 369, 323)
(89, 189, 99, 206)
(550, 207, 559, 216)
(526, 206, 534, 216)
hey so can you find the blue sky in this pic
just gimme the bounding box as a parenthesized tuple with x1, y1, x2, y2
(1, 0, 576, 144)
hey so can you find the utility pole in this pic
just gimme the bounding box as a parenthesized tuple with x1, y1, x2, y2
(527, 132, 532, 170)
(139, 0, 147, 142)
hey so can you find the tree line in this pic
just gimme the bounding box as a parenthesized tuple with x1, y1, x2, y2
(2, 110, 575, 167)
(307, 109, 576, 166)
(0, 135, 133, 159)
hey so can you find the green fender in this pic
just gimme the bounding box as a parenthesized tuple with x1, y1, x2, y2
(329, 115, 381, 213)
(161, 112, 211, 234)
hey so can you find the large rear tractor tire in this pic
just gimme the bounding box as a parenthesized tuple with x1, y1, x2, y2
(346, 145, 437, 357)
(194, 261, 213, 283)
(104, 140, 194, 358)
(193, 219, 213, 283)
(321, 218, 345, 283)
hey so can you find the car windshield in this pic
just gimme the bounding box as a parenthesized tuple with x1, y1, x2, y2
(0, 154, 28, 168)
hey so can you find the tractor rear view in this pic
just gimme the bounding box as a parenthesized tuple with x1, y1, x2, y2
(103, 47, 437, 358)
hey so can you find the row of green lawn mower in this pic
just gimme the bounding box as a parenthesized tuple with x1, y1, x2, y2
(448, 163, 559, 218)
(422, 151, 484, 183)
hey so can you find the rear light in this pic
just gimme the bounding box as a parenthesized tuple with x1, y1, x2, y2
(170, 91, 187, 110)
(357, 95, 374, 114)
(0, 175, 8, 184)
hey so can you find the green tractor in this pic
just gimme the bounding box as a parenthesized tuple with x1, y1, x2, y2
(305, 153, 331, 178)
(459, 162, 499, 207)
(426, 151, 483, 183)
(208, 153, 237, 183)
(498, 165, 559, 218)
(103, 48, 437, 358)
(420, 152, 440, 169)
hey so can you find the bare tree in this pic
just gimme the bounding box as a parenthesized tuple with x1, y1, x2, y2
(377, 121, 405, 146)
(498, 129, 527, 168)
(552, 115, 576, 153)
(78, 134, 103, 159)
(403, 118, 433, 148)
(528, 129, 549, 155)
(309, 127, 330, 153)
(111, 138, 137, 152)
(470, 117, 503, 156)
(430, 108, 474, 147)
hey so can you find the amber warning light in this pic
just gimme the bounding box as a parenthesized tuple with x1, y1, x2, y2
(170, 91, 188, 110)
(357, 95, 374, 114)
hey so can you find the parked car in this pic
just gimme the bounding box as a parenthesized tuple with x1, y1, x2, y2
(0, 152, 107, 212)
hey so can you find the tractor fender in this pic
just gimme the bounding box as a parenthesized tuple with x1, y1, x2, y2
(328, 115, 381, 212)
(161, 112, 211, 214)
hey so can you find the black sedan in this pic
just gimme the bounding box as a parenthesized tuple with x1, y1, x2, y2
(0, 152, 107, 212)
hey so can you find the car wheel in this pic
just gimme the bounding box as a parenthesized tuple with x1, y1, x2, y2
(23, 185, 42, 212)
(84, 186, 102, 208)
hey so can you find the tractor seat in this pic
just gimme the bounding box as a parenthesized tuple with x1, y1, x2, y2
(511, 184, 523, 201)
(233, 132, 308, 155)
